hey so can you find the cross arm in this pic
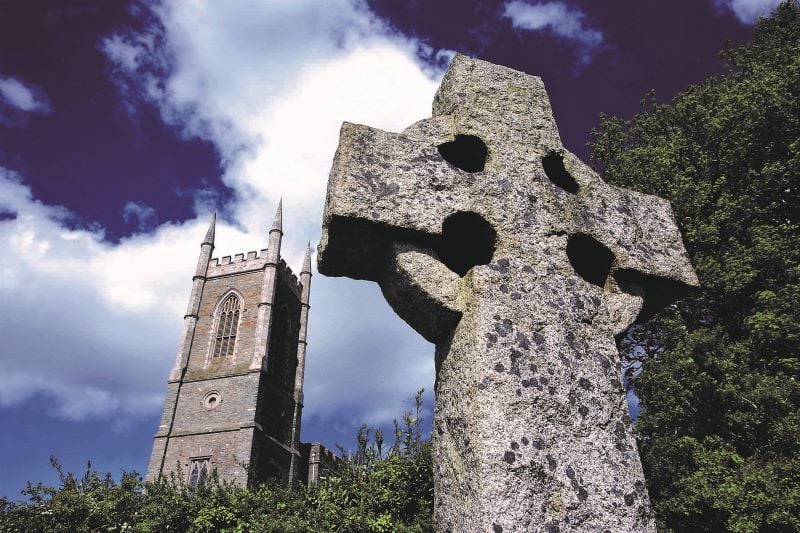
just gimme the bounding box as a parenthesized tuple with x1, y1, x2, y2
(573, 170, 700, 323)
(318, 121, 466, 280)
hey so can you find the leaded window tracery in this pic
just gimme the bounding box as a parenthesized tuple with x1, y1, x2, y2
(213, 294, 240, 358)
(188, 457, 210, 486)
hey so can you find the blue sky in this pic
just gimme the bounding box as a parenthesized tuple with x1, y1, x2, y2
(0, 0, 781, 498)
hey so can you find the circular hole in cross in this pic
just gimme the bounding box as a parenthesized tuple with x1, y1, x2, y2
(567, 234, 614, 287)
(436, 211, 496, 277)
(437, 134, 488, 172)
(542, 151, 579, 193)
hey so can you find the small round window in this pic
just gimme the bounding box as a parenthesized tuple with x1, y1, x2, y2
(202, 390, 222, 410)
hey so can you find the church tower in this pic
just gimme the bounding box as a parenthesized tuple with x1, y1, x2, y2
(146, 204, 313, 486)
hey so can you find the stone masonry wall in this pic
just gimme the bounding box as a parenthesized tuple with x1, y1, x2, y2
(159, 427, 256, 486)
(186, 269, 264, 378)
(150, 237, 309, 487)
(171, 374, 258, 435)
(152, 266, 265, 485)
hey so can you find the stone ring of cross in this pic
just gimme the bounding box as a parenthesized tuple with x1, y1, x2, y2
(318, 55, 698, 532)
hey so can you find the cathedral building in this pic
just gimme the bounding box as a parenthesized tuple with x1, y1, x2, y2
(146, 203, 328, 486)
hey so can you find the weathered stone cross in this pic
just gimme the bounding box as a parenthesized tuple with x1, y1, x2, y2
(318, 55, 698, 532)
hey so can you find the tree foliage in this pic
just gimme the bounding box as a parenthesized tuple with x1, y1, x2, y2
(590, 2, 800, 530)
(0, 391, 433, 532)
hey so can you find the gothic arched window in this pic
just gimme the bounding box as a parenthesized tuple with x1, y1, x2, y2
(212, 294, 240, 358)
(188, 457, 210, 486)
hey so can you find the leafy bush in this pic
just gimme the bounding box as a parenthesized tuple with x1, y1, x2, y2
(0, 391, 433, 532)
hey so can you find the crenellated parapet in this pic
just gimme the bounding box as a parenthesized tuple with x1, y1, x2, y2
(207, 248, 269, 277)
(277, 258, 302, 298)
(205, 249, 303, 296)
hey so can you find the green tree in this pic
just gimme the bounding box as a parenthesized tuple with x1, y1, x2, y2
(0, 391, 433, 532)
(286, 389, 432, 532)
(590, 2, 800, 530)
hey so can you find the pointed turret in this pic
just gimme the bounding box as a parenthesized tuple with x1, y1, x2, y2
(193, 214, 216, 279)
(265, 199, 284, 262)
(203, 212, 216, 246)
(252, 199, 284, 371)
(290, 240, 314, 479)
(171, 214, 216, 382)
(301, 242, 312, 275)
(293, 244, 313, 399)
(271, 199, 283, 234)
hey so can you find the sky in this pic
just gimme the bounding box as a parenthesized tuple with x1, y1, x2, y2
(0, 0, 781, 498)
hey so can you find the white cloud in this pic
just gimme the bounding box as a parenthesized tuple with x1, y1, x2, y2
(103, 0, 439, 252)
(304, 276, 435, 425)
(104, 0, 395, 161)
(122, 201, 158, 231)
(1, 0, 445, 430)
(715, 0, 782, 24)
(0, 76, 52, 114)
(503, 1, 603, 54)
(0, 168, 186, 419)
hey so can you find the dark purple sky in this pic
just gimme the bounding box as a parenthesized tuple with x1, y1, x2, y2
(0, 0, 771, 499)
(368, 0, 752, 156)
(0, 2, 225, 240)
(0, 1, 752, 240)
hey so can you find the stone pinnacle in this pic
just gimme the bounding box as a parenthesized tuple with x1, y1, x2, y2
(302, 242, 312, 274)
(271, 199, 283, 233)
(203, 212, 216, 246)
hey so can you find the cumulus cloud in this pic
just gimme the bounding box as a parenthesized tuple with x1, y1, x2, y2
(0, 165, 299, 420)
(0, 75, 53, 127)
(122, 201, 158, 232)
(0, 76, 52, 114)
(1, 0, 445, 432)
(0, 167, 183, 419)
(103, 0, 443, 428)
(714, 0, 782, 24)
(304, 277, 435, 426)
(103, 1, 439, 245)
(502, 0, 603, 63)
